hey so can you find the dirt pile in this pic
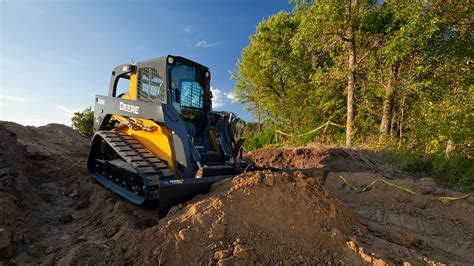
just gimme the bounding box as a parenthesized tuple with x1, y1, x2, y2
(1, 121, 473, 265)
(0, 122, 380, 265)
(0, 121, 91, 264)
(248, 146, 381, 172)
(109, 171, 372, 265)
(249, 146, 474, 265)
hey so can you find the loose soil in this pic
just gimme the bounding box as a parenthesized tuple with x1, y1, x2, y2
(0, 122, 472, 265)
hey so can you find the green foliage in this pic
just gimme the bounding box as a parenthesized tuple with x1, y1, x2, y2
(432, 152, 474, 191)
(71, 107, 94, 138)
(233, 1, 472, 189)
(383, 148, 433, 174)
(383, 149, 474, 192)
(243, 127, 276, 151)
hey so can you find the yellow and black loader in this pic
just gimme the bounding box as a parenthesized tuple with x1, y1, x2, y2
(87, 55, 247, 215)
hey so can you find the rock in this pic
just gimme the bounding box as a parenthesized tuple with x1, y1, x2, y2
(214, 249, 232, 260)
(388, 231, 413, 247)
(209, 223, 226, 240)
(294, 172, 309, 188)
(264, 173, 274, 186)
(233, 244, 257, 262)
(178, 228, 193, 242)
(0, 228, 10, 250)
(372, 258, 388, 266)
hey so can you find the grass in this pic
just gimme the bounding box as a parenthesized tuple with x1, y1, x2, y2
(382, 148, 474, 192)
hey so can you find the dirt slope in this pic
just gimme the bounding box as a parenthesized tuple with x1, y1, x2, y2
(248, 146, 474, 265)
(1, 121, 473, 265)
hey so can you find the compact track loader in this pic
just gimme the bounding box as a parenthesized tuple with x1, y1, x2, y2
(87, 55, 248, 214)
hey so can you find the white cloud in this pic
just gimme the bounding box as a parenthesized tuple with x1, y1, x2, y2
(56, 105, 81, 115)
(225, 91, 238, 103)
(0, 95, 29, 102)
(210, 88, 241, 108)
(210, 87, 225, 108)
(195, 40, 221, 48)
(184, 27, 192, 33)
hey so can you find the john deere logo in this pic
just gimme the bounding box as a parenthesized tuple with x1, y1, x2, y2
(119, 102, 140, 115)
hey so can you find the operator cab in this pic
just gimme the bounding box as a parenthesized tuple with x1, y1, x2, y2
(109, 55, 211, 136)
(108, 55, 239, 163)
(168, 59, 210, 138)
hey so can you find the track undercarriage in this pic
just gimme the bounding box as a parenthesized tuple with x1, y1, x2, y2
(88, 131, 240, 215)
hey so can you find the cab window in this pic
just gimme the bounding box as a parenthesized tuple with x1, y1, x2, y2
(170, 63, 206, 111)
(180, 81, 203, 109)
(137, 67, 165, 103)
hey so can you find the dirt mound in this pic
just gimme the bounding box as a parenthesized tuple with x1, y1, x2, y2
(0, 122, 378, 265)
(0, 121, 91, 264)
(248, 146, 474, 264)
(108, 171, 370, 265)
(1, 122, 472, 265)
(0, 121, 88, 160)
(1, 121, 88, 145)
(248, 146, 380, 172)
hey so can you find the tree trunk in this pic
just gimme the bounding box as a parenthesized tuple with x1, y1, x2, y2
(398, 93, 406, 148)
(346, 32, 356, 147)
(379, 63, 399, 143)
(445, 140, 455, 159)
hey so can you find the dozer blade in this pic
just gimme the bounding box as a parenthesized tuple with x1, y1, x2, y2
(87, 131, 235, 216)
(157, 174, 235, 212)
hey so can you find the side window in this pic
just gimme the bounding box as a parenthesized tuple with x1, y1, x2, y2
(116, 77, 130, 98)
(137, 67, 165, 103)
(180, 81, 204, 109)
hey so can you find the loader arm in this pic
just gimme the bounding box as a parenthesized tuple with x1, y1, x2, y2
(93, 95, 201, 178)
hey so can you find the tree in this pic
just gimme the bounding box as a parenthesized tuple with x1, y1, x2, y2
(233, 12, 309, 131)
(295, 0, 381, 147)
(406, 0, 473, 155)
(370, 1, 438, 143)
(71, 107, 94, 138)
(232, 0, 472, 158)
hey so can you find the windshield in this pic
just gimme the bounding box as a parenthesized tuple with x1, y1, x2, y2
(170, 63, 207, 111)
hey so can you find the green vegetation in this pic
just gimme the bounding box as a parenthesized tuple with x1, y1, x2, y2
(244, 126, 276, 150)
(232, 1, 473, 190)
(71, 107, 94, 138)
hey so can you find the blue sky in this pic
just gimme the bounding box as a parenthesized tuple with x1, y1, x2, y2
(0, 0, 293, 126)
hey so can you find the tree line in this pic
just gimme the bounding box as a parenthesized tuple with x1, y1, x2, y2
(232, 0, 472, 157)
